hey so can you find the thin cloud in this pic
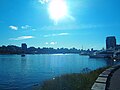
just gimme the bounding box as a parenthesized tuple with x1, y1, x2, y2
(41, 24, 103, 31)
(44, 33, 69, 37)
(45, 42, 57, 45)
(45, 42, 49, 45)
(9, 25, 18, 30)
(50, 42, 57, 45)
(21, 25, 36, 31)
(66, 14, 76, 21)
(32, 29, 36, 31)
(21, 25, 31, 29)
(38, 0, 49, 4)
(9, 36, 34, 40)
(58, 33, 69, 35)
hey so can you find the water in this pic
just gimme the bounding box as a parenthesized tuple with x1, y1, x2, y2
(0, 54, 119, 90)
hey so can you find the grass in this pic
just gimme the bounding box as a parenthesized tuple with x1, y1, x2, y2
(33, 67, 109, 90)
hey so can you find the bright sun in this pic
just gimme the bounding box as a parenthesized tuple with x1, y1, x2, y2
(48, 0, 68, 23)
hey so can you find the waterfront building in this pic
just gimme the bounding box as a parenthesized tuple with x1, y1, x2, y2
(21, 43, 27, 52)
(106, 36, 116, 50)
(116, 45, 120, 50)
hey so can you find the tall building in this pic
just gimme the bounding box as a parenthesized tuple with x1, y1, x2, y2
(21, 43, 27, 52)
(106, 36, 116, 50)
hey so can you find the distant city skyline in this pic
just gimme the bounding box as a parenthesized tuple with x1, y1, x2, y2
(0, 0, 120, 49)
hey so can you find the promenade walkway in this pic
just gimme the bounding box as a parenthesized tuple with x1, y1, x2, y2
(91, 65, 120, 90)
(109, 68, 120, 90)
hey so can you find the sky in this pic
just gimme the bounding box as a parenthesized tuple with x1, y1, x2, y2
(0, 0, 120, 50)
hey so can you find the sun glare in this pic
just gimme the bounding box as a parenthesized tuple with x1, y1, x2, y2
(48, 0, 68, 23)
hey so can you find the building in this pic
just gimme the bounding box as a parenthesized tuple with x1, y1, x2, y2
(21, 43, 27, 52)
(116, 45, 120, 50)
(106, 36, 116, 50)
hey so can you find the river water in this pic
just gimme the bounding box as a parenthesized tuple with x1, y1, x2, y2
(0, 54, 119, 90)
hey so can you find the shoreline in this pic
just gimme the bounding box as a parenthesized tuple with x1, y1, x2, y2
(32, 67, 109, 90)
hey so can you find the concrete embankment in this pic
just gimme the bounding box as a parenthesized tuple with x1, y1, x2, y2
(91, 65, 120, 90)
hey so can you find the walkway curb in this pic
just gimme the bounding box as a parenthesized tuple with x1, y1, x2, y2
(91, 65, 120, 90)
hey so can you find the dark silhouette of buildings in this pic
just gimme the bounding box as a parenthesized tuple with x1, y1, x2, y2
(116, 45, 120, 50)
(0, 45, 22, 54)
(106, 36, 116, 50)
(0, 44, 83, 54)
(21, 43, 27, 52)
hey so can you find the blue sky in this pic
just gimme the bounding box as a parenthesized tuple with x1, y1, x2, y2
(0, 0, 120, 49)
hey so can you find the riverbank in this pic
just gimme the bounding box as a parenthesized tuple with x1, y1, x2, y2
(33, 67, 109, 90)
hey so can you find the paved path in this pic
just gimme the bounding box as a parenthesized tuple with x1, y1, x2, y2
(109, 68, 120, 90)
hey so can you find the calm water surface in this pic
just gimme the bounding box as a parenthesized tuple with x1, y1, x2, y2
(0, 54, 119, 90)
